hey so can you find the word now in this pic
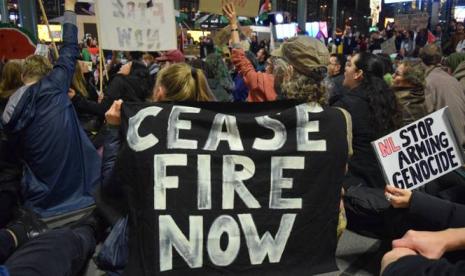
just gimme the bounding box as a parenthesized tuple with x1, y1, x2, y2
(159, 213, 295, 271)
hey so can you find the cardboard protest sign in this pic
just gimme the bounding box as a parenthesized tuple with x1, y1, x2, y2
(395, 13, 429, 31)
(95, 0, 177, 51)
(200, 0, 260, 18)
(381, 36, 396, 55)
(373, 108, 465, 190)
(115, 101, 350, 275)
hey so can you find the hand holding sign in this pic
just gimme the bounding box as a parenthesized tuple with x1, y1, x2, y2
(373, 108, 465, 191)
(384, 185, 412, 208)
(105, 100, 123, 126)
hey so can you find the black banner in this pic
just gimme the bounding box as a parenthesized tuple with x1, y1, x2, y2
(117, 101, 349, 275)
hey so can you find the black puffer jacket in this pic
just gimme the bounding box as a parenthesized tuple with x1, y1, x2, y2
(101, 62, 152, 111)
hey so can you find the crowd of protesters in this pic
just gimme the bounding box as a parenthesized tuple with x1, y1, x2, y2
(0, 1, 465, 275)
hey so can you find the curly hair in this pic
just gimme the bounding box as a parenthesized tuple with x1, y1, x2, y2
(280, 67, 328, 106)
(400, 60, 426, 89)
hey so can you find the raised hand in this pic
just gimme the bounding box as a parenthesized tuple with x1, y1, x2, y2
(223, 3, 237, 26)
(64, 0, 77, 12)
(105, 100, 123, 126)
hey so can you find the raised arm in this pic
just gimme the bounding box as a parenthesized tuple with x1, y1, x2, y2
(47, 0, 80, 93)
(223, 3, 276, 102)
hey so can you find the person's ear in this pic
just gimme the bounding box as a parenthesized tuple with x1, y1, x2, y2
(354, 69, 364, 80)
(154, 85, 166, 102)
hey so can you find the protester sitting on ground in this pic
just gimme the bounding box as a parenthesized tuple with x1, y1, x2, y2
(155, 49, 185, 70)
(445, 53, 465, 91)
(399, 30, 415, 58)
(0, 61, 23, 103)
(1, 0, 101, 218)
(94, 62, 215, 272)
(143, 52, 160, 89)
(81, 38, 92, 62)
(68, 60, 103, 140)
(333, 52, 401, 239)
(392, 60, 428, 126)
(377, 53, 395, 86)
(380, 185, 465, 275)
(225, 2, 352, 239)
(270, 57, 291, 100)
(323, 53, 347, 105)
(420, 44, 465, 150)
(227, 10, 276, 102)
(70, 59, 152, 117)
(255, 47, 269, 72)
(0, 208, 104, 276)
(231, 51, 259, 102)
(0, 60, 23, 228)
(203, 53, 234, 102)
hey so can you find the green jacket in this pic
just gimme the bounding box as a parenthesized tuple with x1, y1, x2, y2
(393, 86, 428, 127)
(81, 48, 91, 61)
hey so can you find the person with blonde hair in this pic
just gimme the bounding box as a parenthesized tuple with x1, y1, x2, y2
(68, 60, 102, 140)
(1, 0, 101, 218)
(0, 60, 23, 101)
(93, 62, 215, 272)
(154, 63, 215, 102)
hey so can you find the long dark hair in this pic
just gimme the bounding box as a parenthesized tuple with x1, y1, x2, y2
(354, 52, 401, 136)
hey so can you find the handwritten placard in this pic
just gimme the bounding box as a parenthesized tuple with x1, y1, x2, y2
(372, 108, 464, 190)
(95, 0, 177, 51)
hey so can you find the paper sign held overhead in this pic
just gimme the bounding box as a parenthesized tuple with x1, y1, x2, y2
(372, 108, 465, 190)
(395, 13, 429, 31)
(95, 0, 177, 51)
(199, 0, 260, 18)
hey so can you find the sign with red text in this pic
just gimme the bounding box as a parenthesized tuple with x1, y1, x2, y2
(372, 108, 464, 190)
(95, 0, 177, 51)
(199, 0, 260, 18)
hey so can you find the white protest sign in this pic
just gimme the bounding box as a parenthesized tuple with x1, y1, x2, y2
(372, 108, 465, 190)
(95, 0, 177, 51)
